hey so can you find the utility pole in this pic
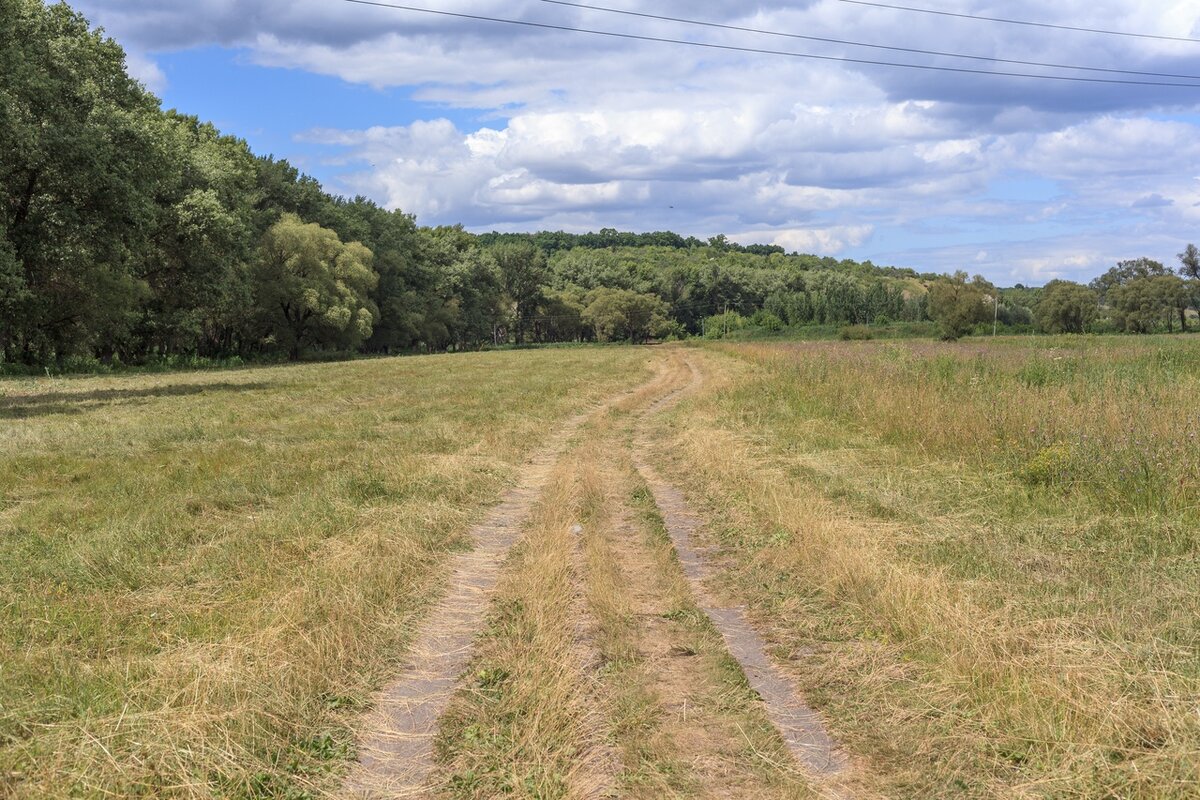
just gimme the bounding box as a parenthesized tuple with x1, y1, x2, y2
(993, 293, 999, 337)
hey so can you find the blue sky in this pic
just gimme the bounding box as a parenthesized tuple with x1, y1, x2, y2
(153, 47, 490, 177)
(72, 0, 1200, 284)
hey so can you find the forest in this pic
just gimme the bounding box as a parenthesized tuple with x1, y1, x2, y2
(3, 0, 1200, 371)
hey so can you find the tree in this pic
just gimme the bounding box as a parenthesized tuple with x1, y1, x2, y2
(927, 272, 989, 340)
(532, 292, 586, 343)
(491, 241, 547, 344)
(1108, 274, 1190, 333)
(1178, 244, 1200, 280)
(1034, 280, 1097, 334)
(252, 214, 378, 357)
(582, 288, 670, 343)
(440, 247, 505, 351)
(1, 0, 167, 363)
(136, 113, 260, 357)
(1089, 257, 1170, 301)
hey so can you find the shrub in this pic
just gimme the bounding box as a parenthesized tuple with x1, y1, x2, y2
(839, 325, 874, 340)
(703, 311, 746, 339)
(749, 310, 785, 332)
(1019, 443, 1076, 487)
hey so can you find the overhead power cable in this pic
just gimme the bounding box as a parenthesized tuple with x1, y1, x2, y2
(341, 0, 1200, 88)
(538, 0, 1200, 81)
(838, 0, 1200, 44)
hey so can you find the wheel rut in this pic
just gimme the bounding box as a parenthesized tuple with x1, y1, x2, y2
(345, 368, 668, 798)
(632, 353, 850, 796)
(345, 351, 853, 798)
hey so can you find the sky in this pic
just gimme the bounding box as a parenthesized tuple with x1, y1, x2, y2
(68, 0, 1200, 285)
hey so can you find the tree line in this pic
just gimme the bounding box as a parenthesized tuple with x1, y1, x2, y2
(0, 0, 931, 368)
(3, 1, 1198, 370)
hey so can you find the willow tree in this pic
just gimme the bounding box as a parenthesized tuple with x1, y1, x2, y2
(1034, 280, 1097, 334)
(253, 214, 378, 357)
(928, 272, 990, 341)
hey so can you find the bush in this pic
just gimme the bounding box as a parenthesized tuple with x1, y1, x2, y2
(749, 310, 784, 332)
(703, 311, 746, 339)
(1020, 443, 1076, 487)
(839, 325, 874, 340)
(57, 354, 112, 374)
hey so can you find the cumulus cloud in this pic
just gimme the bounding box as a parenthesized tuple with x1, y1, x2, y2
(69, 0, 1200, 273)
(123, 50, 167, 94)
(744, 225, 875, 253)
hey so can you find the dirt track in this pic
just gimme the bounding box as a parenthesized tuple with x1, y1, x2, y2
(345, 349, 850, 798)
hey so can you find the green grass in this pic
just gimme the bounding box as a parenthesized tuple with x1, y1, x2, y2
(9, 335, 1199, 797)
(0, 348, 651, 798)
(653, 337, 1200, 798)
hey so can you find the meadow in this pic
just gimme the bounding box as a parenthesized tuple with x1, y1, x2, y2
(654, 336, 1200, 797)
(0, 349, 651, 798)
(3, 335, 1199, 799)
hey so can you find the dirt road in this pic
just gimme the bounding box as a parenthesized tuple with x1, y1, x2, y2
(345, 349, 853, 799)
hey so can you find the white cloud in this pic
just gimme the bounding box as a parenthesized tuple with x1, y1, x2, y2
(69, 0, 1200, 274)
(123, 50, 167, 94)
(743, 225, 875, 253)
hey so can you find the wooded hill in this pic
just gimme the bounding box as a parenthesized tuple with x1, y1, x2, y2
(3, 0, 1198, 370)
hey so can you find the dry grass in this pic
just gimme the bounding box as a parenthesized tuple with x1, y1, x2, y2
(580, 398, 811, 799)
(0, 349, 651, 799)
(431, 376, 814, 799)
(651, 339, 1200, 798)
(431, 448, 612, 799)
(11, 336, 1195, 798)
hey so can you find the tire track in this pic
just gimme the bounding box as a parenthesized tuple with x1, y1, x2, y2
(345, 363, 670, 798)
(631, 352, 851, 797)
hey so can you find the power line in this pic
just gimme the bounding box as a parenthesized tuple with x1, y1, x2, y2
(538, 0, 1200, 81)
(838, 0, 1200, 44)
(341, 0, 1200, 88)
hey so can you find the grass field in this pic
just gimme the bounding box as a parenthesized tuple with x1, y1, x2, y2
(4, 336, 1199, 798)
(0, 349, 651, 798)
(652, 336, 1200, 797)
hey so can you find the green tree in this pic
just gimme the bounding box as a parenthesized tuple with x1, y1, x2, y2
(1178, 244, 1200, 280)
(1034, 280, 1098, 334)
(252, 214, 378, 357)
(328, 198, 433, 354)
(533, 292, 586, 343)
(582, 288, 670, 343)
(137, 113, 259, 357)
(440, 247, 505, 351)
(927, 272, 989, 340)
(1089, 257, 1170, 302)
(1, 0, 166, 363)
(491, 241, 547, 344)
(1109, 274, 1190, 333)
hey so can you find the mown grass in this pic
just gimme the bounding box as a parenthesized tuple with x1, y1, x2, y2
(432, 444, 614, 799)
(0, 348, 650, 798)
(653, 337, 1200, 798)
(433, 382, 813, 800)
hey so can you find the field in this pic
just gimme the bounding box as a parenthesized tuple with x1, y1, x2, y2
(2, 337, 1198, 798)
(654, 337, 1200, 797)
(0, 349, 651, 797)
